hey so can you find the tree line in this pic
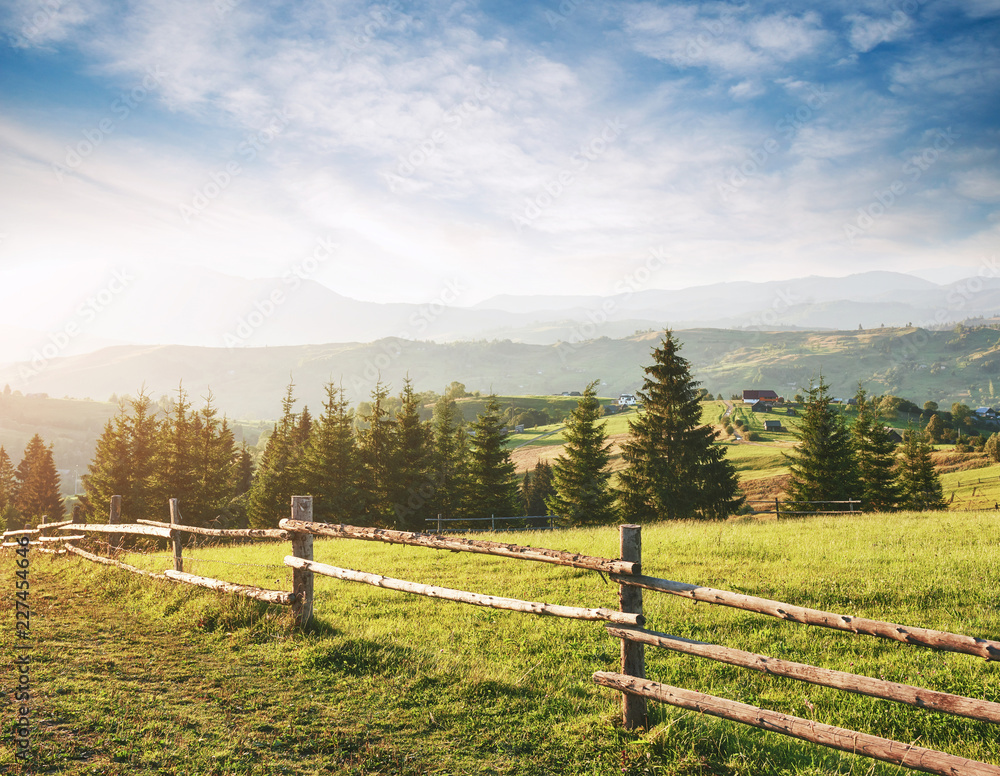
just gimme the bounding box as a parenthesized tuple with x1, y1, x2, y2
(0, 329, 971, 533)
(62, 331, 744, 530)
(786, 379, 947, 512)
(0, 435, 65, 531)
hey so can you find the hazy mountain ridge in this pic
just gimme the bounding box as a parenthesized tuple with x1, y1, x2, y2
(4, 325, 999, 422)
(1, 269, 998, 365)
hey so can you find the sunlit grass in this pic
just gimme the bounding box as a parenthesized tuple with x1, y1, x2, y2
(50, 511, 993, 774)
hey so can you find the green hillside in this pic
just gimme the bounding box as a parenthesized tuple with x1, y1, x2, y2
(4, 325, 1000, 422)
(12, 511, 998, 774)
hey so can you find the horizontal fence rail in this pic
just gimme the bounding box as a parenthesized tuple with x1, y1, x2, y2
(65, 544, 167, 579)
(745, 499, 862, 516)
(610, 572, 1000, 661)
(59, 523, 172, 539)
(593, 673, 1000, 776)
(279, 519, 639, 576)
(138, 519, 289, 540)
(606, 624, 1000, 724)
(284, 555, 643, 625)
(163, 570, 295, 605)
(425, 515, 556, 532)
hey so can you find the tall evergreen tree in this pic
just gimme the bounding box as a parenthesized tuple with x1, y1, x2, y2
(785, 376, 859, 509)
(390, 378, 434, 531)
(617, 331, 743, 521)
(546, 380, 617, 526)
(522, 459, 555, 517)
(15, 434, 64, 525)
(356, 380, 398, 526)
(247, 382, 307, 528)
(427, 393, 469, 523)
(852, 386, 902, 512)
(127, 391, 164, 521)
(82, 391, 162, 522)
(301, 382, 363, 524)
(0, 445, 20, 530)
(159, 384, 198, 517)
(190, 392, 238, 526)
(467, 393, 520, 519)
(896, 429, 947, 511)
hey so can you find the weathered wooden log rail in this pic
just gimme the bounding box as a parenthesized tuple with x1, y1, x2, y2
(278, 518, 639, 575)
(9, 494, 997, 774)
(609, 573, 1000, 661)
(284, 555, 642, 625)
(593, 673, 1000, 776)
(606, 624, 1000, 723)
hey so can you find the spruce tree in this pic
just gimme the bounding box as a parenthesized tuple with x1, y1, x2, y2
(15, 434, 64, 525)
(356, 380, 398, 526)
(617, 331, 743, 521)
(126, 390, 164, 521)
(427, 393, 469, 523)
(83, 405, 132, 520)
(896, 429, 947, 511)
(522, 459, 555, 517)
(0, 446, 16, 501)
(785, 376, 859, 510)
(852, 386, 902, 512)
(191, 392, 238, 526)
(391, 378, 433, 531)
(159, 384, 198, 518)
(467, 394, 520, 519)
(0, 445, 20, 530)
(83, 391, 162, 522)
(546, 380, 617, 526)
(247, 382, 307, 528)
(301, 382, 363, 524)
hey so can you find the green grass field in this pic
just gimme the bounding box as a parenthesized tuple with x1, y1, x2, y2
(4, 512, 998, 774)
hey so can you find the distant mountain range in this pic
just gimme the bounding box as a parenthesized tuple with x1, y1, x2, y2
(1, 269, 999, 366)
(4, 326, 998, 421)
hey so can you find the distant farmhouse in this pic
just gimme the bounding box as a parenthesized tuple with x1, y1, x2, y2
(618, 393, 638, 407)
(742, 389, 779, 404)
(885, 428, 904, 444)
(976, 407, 999, 426)
(763, 419, 783, 432)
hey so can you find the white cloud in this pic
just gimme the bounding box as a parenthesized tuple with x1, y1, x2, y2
(845, 12, 913, 53)
(622, 3, 829, 77)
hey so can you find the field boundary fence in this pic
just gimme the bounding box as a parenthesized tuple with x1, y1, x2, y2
(746, 498, 861, 517)
(425, 514, 556, 532)
(4, 495, 999, 775)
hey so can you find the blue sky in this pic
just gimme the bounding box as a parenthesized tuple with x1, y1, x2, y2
(1, 0, 999, 307)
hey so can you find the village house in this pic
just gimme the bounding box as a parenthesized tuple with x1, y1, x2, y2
(742, 389, 779, 404)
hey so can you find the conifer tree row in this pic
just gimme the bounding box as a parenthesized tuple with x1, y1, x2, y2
(0, 436, 65, 531)
(785, 378, 946, 512)
(84, 387, 249, 527)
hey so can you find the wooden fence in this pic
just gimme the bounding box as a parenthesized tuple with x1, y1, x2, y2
(425, 514, 556, 532)
(746, 498, 862, 517)
(5, 495, 999, 775)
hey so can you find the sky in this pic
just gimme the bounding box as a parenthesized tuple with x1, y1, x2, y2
(1, 0, 999, 308)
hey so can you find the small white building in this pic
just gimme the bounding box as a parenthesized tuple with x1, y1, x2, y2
(618, 393, 638, 407)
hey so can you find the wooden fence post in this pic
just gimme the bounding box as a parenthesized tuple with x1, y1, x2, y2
(620, 524, 646, 729)
(290, 496, 314, 627)
(169, 498, 183, 573)
(109, 495, 122, 553)
(774, 497, 780, 518)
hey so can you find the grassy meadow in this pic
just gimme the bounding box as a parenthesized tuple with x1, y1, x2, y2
(3, 511, 999, 775)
